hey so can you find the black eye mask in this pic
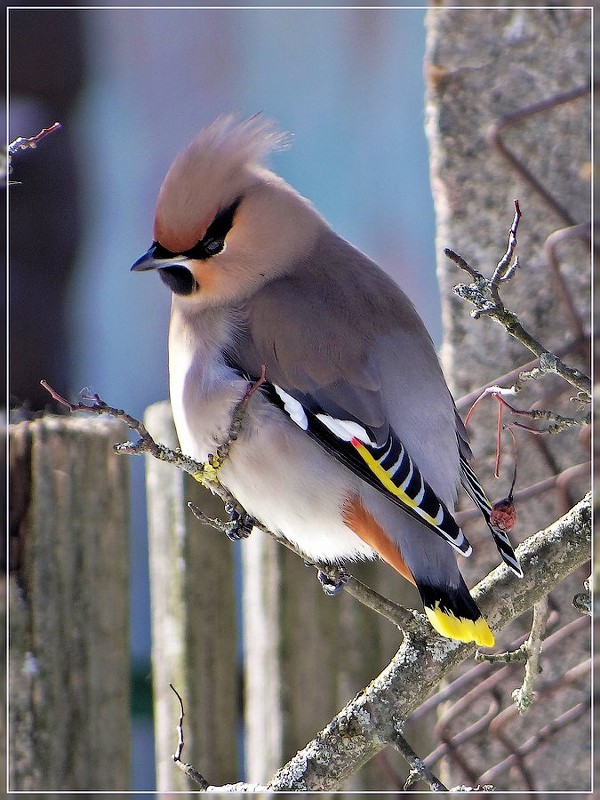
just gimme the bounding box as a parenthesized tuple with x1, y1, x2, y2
(155, 197, 241, 262)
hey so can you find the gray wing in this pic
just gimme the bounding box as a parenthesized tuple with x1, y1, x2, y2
(232, 270, 389, 444)
(227, 233, 473, 555)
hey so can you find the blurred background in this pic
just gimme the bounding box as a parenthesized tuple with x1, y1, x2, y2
(8, 5, 435, 790)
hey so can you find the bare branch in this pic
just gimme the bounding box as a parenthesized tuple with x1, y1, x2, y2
(444, 247, 482, 280)
(474, 645, 529, 665)
(465, 384, 590, 444)
(188, 499, 417, 631)
(489, 199, 521, 301)
(9, 122, 62, 157)
(263, 493, 590, 791)
(168, 684, 213, 790)
(455, 340, 585, 412)
(511, 597, 549, 713)
(445, 204, 591, 399)
(169, 683, 185, 762)
(390, 728, 448, 791)
(41, 379, 245, 505)
(4, 123, 62, 187)
(451, 279, 591, 397)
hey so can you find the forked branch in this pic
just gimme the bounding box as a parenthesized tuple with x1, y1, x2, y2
(445, 201, 590, 399)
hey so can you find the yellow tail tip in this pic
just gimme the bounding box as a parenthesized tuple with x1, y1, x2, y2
(425, 603, 495, 648)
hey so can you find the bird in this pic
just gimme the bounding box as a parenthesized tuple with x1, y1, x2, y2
(131, 115, 521, 647)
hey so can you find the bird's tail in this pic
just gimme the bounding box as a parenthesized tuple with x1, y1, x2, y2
(342, 493, 495, 647)
(416, 577, 494, 648)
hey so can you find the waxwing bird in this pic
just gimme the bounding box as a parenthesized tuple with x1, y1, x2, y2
(132, 115, 522, 647)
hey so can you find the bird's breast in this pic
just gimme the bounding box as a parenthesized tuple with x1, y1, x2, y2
(168, 303, 248, 462)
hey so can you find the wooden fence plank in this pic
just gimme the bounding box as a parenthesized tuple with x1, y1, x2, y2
(143, 401, 238, 791)
(8, 415, 130, 790)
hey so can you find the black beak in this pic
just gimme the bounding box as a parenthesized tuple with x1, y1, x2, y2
(131, 243, 190, 272)
(131, 244, 160, 272)
(131, 244, 196, 296)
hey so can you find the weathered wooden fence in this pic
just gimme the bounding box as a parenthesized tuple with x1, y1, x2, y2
(8, 406, 430, 791)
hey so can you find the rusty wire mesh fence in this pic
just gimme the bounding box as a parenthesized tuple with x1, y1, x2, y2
(380, 83, 593, 792)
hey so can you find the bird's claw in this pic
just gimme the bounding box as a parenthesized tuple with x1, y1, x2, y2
(225, 504, 254, 541)
(317, 569, 349, 596)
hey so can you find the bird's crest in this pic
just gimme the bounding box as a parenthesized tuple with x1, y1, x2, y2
(155, 114, 289, 252)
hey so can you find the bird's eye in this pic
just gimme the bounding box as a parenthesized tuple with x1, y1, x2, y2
(203, 238, 225, 256)
(181, 198, 240, 261)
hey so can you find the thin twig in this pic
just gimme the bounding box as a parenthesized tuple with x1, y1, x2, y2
(474, 644, 529, 664)
(271, 534, 419, 631)
(445, 203, 591, 399)
(170, 684, 186, 762)
(445, 247, 482, 280)
(511, 597, 549, 713)
(189, 500, 418, 631)
(494, 392, 589, 430)
(40, 380, 222, 486)
(508, 410, 591, 435)
(169, 684, 210, 789)
(455, 340, 586, 412)
(489, 199, 521, 305)
(451, 271, 591, 397)
(466, 384, 589, 446)
(42, 380, 163, 456)
(464, 385, 518, 427)
(389, 728, 448, 791)
(188, 501, 253, 541)
(167, 686, 268, 791)
(342, 575, 419, 631)
(8, 122, 62, 157)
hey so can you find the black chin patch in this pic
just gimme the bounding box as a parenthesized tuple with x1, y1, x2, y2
(159, 266, 197, 296)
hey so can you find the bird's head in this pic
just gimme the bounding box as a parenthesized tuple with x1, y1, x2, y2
(131, 115, 323, 306)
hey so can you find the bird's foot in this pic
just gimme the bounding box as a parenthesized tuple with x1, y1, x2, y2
(317, 568, 349, 596)
(224, 504, 254, 541)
